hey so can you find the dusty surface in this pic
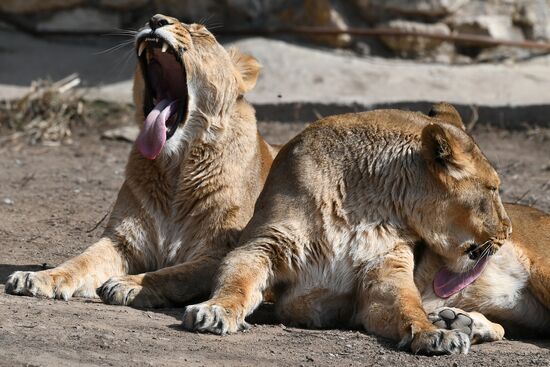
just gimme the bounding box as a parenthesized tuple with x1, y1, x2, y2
(1, 119, 550, 366)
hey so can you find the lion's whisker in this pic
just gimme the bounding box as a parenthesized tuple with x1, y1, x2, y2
(105, 28, 138, 35)
(107, 47, 137, 78)
(472, 242, 493, 269)
(95, 40, 135, 55)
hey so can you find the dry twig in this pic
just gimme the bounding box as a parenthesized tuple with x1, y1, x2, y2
(466, 105, 479, 132)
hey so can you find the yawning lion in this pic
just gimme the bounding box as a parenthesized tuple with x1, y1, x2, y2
(6, 14, 277, 308)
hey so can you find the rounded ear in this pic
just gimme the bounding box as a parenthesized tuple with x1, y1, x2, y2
(428, 102, 466, 130)
(229, 48, 261, 94)
(421, 123, 474, 180)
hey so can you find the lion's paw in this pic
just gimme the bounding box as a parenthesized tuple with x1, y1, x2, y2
(407, 329, 470, 355)
(97, 276, 149, 307)
(5, 270, 75, 300)
(182, 302, 250, 335)
(429, 307, 473, 336)
(429, 307, 504, 344)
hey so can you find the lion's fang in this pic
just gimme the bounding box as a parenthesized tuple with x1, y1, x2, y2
(138, 42, 146, 57)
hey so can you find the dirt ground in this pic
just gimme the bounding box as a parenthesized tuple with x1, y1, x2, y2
(1, 117, 550, 367)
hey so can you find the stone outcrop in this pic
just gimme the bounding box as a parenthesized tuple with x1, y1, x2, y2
(352, 0, 471, 20)
(379, 21, 451, 55)
(0, 0, 549, 60)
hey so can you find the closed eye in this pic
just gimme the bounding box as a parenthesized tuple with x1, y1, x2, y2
(487, 185, 498, 194)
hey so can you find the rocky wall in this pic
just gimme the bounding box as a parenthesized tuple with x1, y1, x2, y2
(1, 0, 549, 60)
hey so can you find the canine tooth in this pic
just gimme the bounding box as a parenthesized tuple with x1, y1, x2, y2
(138, 42, 146, 57)
(161, 42, 169, 53)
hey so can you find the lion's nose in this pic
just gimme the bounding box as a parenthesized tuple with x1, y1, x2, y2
(149, 14, 170, 31)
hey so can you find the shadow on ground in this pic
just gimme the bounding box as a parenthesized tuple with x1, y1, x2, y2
(0, 264, 50, 284)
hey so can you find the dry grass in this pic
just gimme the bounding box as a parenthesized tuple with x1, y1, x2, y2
(0, 74, 84, 146)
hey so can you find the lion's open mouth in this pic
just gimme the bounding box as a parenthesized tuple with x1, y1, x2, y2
(135, 35, 188, 160)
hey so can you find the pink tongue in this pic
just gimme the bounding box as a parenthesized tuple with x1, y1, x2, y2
(136, 99, 178, 160)
(433, 256, 489, 299)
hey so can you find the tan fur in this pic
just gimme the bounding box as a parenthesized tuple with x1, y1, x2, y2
(183, 105, 511, 355)
(411, 105, 550, 344)
(5, 14, 277, 307)
(415, 205, 550, 341)
(428, 102, 465, 130)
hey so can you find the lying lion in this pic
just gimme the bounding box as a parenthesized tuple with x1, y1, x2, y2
(183, 103, 514, 355)
(412, 105, 550, 345)
(6, 15, 277, 307)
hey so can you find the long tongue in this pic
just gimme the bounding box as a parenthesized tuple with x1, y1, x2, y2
(433, 255, 490, 299)
(136, 99, 177, 160)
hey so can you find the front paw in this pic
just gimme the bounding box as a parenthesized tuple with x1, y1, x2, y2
(5, 270, 76, 300)
(408, 329, 470, 355)
(429, 307, 504, 344)
(182, 302, 250, 335)
(97, 276, 147, 307)
(429, 307, 473, 336)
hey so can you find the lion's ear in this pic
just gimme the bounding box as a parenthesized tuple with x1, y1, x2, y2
(428, 102, 465, 130)
(421, 123, 474, 180)
(229, 48, 261, 94)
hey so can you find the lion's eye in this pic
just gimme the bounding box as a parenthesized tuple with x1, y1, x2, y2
(487, 186, 498, 193)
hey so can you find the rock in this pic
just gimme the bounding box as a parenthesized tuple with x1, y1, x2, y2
(3, 198, 14, 206)
(152, 0, 352, 48)
(0, 0, 86, 14)
(99, 0, 149, 11)
(451, 15, 524, 42)
(153, 0, 220, 23)
(224, 0, 286, 22)
(353, 0, 470, 21)
(513, 1, 550, 40)
(445, 0, 547, 41)
(296, 0, 352, 48)
(101, 126, 139, 142)
(36, 8, 121, 32)
(379, 20, 451, 55)
(476, 45, 532, 63)
(2, 0, 549, 59)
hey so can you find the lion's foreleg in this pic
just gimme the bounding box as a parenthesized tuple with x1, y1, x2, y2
(96, 255, 220, 308)
(355, 242, 470, 355)
(182, 238, 290, 334)
(6, 238, 128, 300)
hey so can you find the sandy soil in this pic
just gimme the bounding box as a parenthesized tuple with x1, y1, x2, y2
(1, 119, 550, 366)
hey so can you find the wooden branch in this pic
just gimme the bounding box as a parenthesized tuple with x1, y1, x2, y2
(218, 26, 550, 51)
(2, 10, 550, 52)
